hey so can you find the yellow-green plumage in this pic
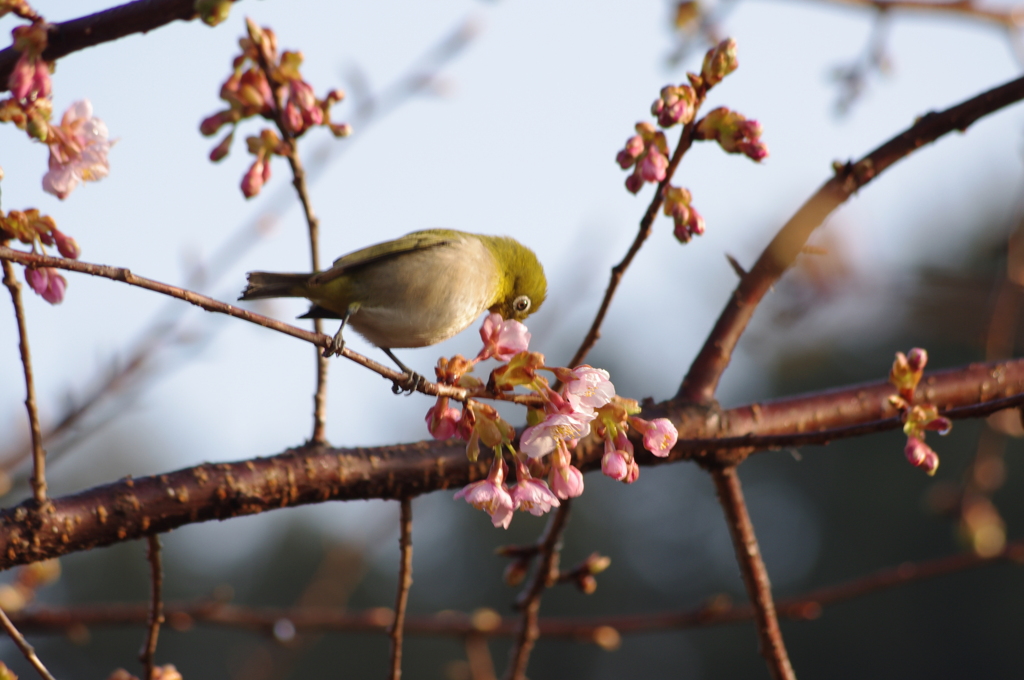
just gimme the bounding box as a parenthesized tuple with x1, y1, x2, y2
(239, 229, 546, 350)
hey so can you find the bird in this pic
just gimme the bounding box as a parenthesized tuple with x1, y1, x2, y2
(238, 229, 547, 392)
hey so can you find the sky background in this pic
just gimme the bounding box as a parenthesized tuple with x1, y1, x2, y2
(1, 1, 1023, 677)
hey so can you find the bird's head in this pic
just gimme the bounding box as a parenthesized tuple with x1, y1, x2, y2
(484, 236, 547, 323)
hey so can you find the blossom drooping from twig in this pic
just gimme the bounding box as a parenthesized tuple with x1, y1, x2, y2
(509, 457, 560, 516)
(454, 454, 514, 529)
(24, 266, 66, 304)
(42, 100, 113, 199)
(630, 417, 679, 457)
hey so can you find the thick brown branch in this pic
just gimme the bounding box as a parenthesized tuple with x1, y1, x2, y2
(1, 258, 47, 502)
(0, 358, 1020, 569)
(711, 467, 795, 680)
(388, 499, 413, 680)
(0, 0, 224, 92)
(504, 501, 572, 680)
(139, 535, 163, 680)
(678, 72, 1024, 404)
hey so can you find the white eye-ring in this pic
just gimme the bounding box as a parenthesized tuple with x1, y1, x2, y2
(513, 295, 531, 314)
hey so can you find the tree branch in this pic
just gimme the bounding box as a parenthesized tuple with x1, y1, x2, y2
(711, 466, 795, 680)
(0, 0, 228, 92)
(678, 71, 1024, 404)
(10, 539, 1023, 639)
(0, 358, 1020, 569)
(0, 246, 544, 406)
(0, 604, 55, 680)
(1, 258, 47, 503)
(388, 499, 413, 680)
(139, 535, 163, 680)
(503, 500, 571, 680)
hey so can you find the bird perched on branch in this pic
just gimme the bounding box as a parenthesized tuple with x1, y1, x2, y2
(239, 229, 547, 392)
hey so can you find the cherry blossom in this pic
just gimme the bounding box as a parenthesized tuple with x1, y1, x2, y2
(42, 100, 113, 200)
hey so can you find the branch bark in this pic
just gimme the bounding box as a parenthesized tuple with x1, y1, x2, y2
(678, 71, 1024, 404)
(0, 0, 221, 92)
(0, 358, 1020, 570)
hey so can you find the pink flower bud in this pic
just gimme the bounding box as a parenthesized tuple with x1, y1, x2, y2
(549, 463, 584, 499)
(24, 266, 48, 296)
(904, 436, 939, 475)
(701, 38, 739, 87)
(53, 230, 81, 259)
(624, 172, 644, 195)
(907, 348, 928, 372)
(601, 449, 629, 481)
(329, 122, 353, 138)
(209, 133, 233, 162)
(638, 148, 668, 183)
(25, 267, 66, 304)
(425, 399, 462, 440)
(241, 159, 265, 198)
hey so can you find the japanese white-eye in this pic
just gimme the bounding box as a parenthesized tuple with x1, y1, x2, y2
(239, 229, 547, 387)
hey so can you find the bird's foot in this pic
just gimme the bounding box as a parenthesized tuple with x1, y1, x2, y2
(322, 335, 346, 358)
(391, 371, 426, 396)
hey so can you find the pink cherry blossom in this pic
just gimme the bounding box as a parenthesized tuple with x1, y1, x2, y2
(563, 365, 615, 416)
(549, 463, 584, 499)
(476, 312, 531, 362)
(510, 477, 560, 516)
(8, 52, 50, 102)
(520, 412, 592, 459)
(425, 400, 462, 440)
(42, 100, 113, 200)
(454, 456, 514, 528)
(24, 267, 66, 305)
(631, 417, 678, 457)
(601, 449, 629, 481)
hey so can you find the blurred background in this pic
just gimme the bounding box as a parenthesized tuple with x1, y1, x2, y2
(1, 0, 1024, 677)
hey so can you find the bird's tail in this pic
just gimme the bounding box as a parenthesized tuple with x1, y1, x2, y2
(238, 272, 310, 300)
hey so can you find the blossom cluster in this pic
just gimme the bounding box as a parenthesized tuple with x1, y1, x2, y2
(0, 207, 79, 304)
(434, 314, 679, 528)
(200, 19, 351, 198)
(614, 38, 767, 245)
(888, 348, 951, 475)
(0, 3, 113, 202)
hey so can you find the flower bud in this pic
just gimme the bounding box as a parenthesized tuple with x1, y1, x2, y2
(638, 147, 668, 183)
(701, 38, 738, 88)
(209, 132, 233, 162)
(241, 159, 265, 198)
(904, 436, 939, 475)
(329, 122, 353, 137)
(53, 230, 81, 259)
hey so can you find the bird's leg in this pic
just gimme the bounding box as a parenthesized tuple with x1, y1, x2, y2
(383, 348, 425, 396)
(323, 304, 358, 358)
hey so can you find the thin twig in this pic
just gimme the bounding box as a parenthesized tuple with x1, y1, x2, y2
(503, 500, 572, 680)
(678, 70, 1024, 404)
(792, 0, 1024, 27)
(388, 498, 414, 680)
(1, 257, 46, 502)
(0, 604, 56, 680)
(711, 466, 795, 680)
(0, 246, 545, 406)
(567, 97, 705, 369)
(139, 534, 164, 680)
(251, 23, 331, 445)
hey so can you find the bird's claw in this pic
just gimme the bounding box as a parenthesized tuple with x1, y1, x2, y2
(391, 371, 425, 396)
(322, 337, 346, 358)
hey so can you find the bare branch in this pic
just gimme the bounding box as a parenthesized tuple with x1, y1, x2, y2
(139, 535, 164, 680)
(795, 0, 1024, 27)
(711, 466, 795, 679)
(0, 604, 56, 680)
(1, 258, 47, 503)
(0, 246, 543, 406)
(10, 539, 1024, 639)
(0, 0, 228, 92)
(388, 499, 414, 680)
(503, 501, 572, 680)
(678, 71, 1024, 404)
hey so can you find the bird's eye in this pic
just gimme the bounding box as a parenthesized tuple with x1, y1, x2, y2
(513, 295, 531, 314)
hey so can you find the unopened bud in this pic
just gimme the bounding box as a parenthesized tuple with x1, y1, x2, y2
(701, 38, 738, 87)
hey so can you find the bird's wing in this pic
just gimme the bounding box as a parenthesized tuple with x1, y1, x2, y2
(309, 229, 464, 286)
